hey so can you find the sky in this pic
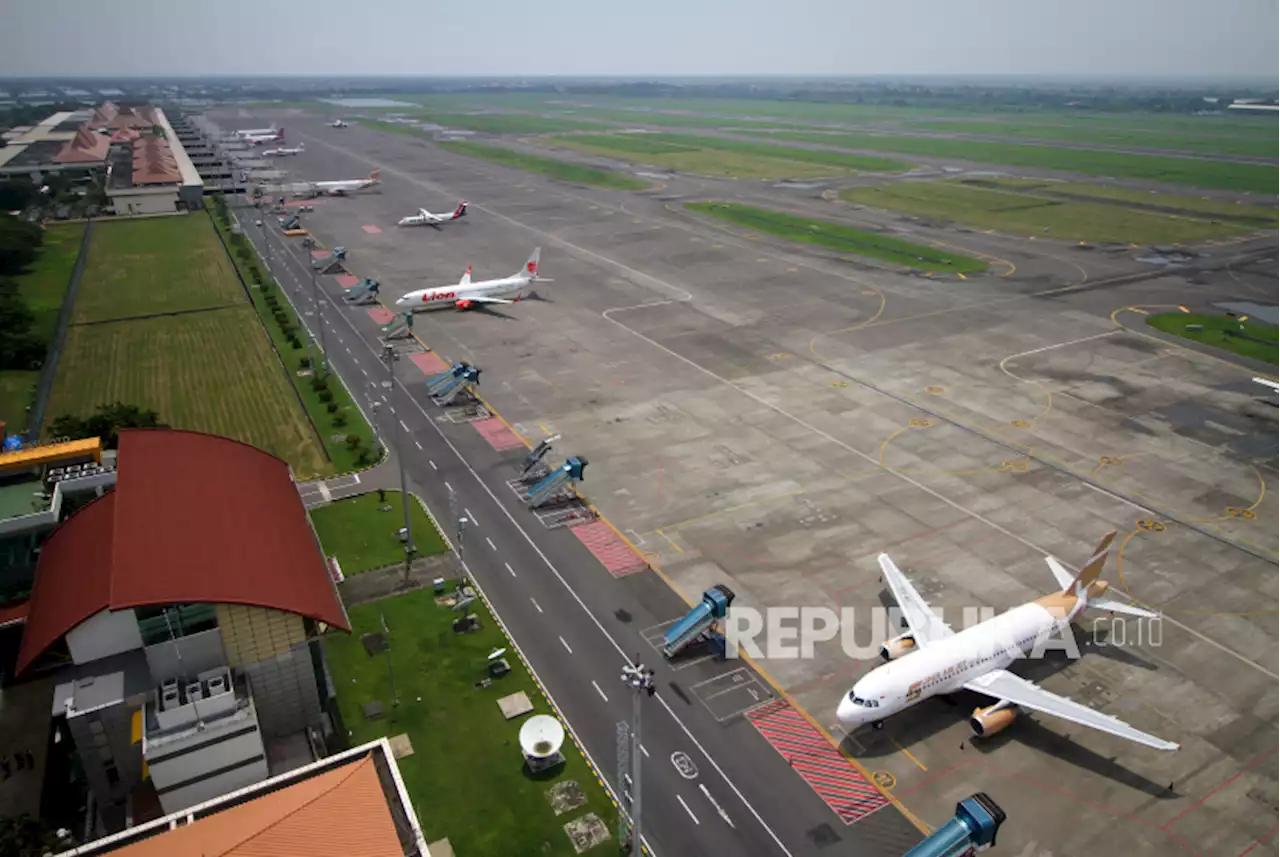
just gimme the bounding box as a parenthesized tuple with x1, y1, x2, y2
(1, 0, 1277, 80)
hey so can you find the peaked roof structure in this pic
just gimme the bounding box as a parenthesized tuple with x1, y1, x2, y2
(53, 125, 110, 164)
(17, 429, 348, 674)
(131, 135, 180, 185)
(104, 755, 404, 857)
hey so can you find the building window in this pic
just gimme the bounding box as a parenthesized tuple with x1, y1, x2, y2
(135, 604, 217, 646)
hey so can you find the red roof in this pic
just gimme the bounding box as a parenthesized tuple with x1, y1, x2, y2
(131, 135, 181, 184)
(53, 125, 109, 165)
(17, 429, 347, 674)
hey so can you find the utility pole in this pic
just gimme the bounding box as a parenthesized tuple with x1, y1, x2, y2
(380, 344, 415, 576)
(619, 661, 656, 853)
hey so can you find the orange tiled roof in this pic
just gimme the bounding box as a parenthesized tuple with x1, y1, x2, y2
(53, 125, 109, 164)
(109, 754, 403, 857)
(131, 135, 180, 185)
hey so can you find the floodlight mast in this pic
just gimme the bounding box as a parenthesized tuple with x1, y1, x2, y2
(619, 661, 656, 852)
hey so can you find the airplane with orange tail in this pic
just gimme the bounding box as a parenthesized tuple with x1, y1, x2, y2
(836, 531, 1179, 750)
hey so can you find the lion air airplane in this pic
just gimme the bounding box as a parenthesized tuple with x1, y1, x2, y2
(394, 248, 550, 311)
(234, 125, 280, 139)
(239, 127, 284, 145)
(310, 169, 381, 197)
(261, 143, 304, 157)
(836, 531, 1179, 751)
(397, 201, 467, 227)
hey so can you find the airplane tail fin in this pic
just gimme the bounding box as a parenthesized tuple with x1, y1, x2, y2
(1064, 530, 1116, 595)
(453, 201, 468, 219)
(519, 247, 542, 280)
(460, 265, 473, 287)
(370, 169, 381, 184)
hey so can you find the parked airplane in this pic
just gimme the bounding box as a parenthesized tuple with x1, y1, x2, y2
(240, 128, 285, 145)
(836, 531, 1179, 751)
(234, 125, 280, 139)
(397, 201, 467, 227)
(309, 169, 381, 196)
(330, 119, 349, 128)
(261, 143, 304, 157)
(394, 248, 550, 311)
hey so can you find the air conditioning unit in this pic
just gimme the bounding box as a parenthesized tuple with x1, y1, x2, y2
(160, 687, 180, 710)
(185, 681, 204, 702)
(205, 673, 228, 695)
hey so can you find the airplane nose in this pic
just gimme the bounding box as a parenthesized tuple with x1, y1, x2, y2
(836, 697, 857, 724)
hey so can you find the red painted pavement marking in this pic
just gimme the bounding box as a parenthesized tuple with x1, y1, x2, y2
(310, 250, 328, 259)
(367, 307, 395, 325)
(570, 521, 647, 577)
(409, 352, 448, 375)
(746, 699, 888, 824)
(362, 225, 382, 234)
(284, 199, 324, 208)
(336, 275, 360, 288)
(472, 417, 526, 451)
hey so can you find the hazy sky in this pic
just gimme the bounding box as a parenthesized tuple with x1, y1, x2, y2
(2, 0, 1277, 80)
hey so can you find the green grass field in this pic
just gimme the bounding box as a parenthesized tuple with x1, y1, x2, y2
(904, 120, 1278, 159)
(966, 178, 1279, 225)
(749, 131, 1278, 193)
(545, 106, 801, 130)
(73, 216, 246, 324)
(46, 307, 331, 475)
(1147, 313, 1278, 364)
(0, 371, 39, 436)
(546, 132, 908, 180)
(310, 491, 447, 574)
(15, 223, 84, 341)
(325, 587, 618, 856)
(436, 140, 648, 189)
(840, 181, 1256, 244)
(686, 202, 987, 273)
(419, 112, 609, 134)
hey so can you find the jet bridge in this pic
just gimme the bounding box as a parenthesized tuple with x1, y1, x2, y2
(380, 311, 414, 340)
(662, 585, 734, 659)
(904, 793, 1005, 856)
(429, 364, 481, 406)
(343, 278, 380, 304)
(523, 456, 587, 508)
(312, 246, 347, 274)
(426, 362, 473, 397)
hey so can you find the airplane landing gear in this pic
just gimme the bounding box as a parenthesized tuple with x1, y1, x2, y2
(872, 720, 884, 730)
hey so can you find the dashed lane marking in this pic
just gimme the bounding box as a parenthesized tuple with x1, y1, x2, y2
(746, 699, 889, 825)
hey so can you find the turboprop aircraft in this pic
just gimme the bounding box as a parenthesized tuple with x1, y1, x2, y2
(397, 201, 467, 227)
(394, 248, 550, 311)
(309, 169, 381, 196)
(836, 531, 1179, 751)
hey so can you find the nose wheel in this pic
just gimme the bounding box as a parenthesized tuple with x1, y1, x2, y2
(872, 721, 884, 730)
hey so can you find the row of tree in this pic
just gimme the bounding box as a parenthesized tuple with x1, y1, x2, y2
(0, 215, 49, 371)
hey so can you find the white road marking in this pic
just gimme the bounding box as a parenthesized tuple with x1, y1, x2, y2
(414, 440, 423, 450)
(361, 368, 369, 377)
(400, 419, 410, 432)
(640, 744, 650, 759)
(592, 680, 608, 702)
(464, 508, 478, 526)
(505, 562, 516, 577)
(700, 783, 736, 829)
(486, 536, 497, 551)
(443, 481, 452, 492)
(530, 598, 543, 614)
(677, 794, 700, 825)
(429, 459, 437, 470)
(560, 636, 573, 654)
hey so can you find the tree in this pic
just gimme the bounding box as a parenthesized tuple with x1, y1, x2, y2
(0, 179, 40, 213)
(0, 813, 73, 857)
(0, 279, 44, 370)
(50, 402, 164, 449)
(151, 124, 166, 139)
(0, 214, 43, 277)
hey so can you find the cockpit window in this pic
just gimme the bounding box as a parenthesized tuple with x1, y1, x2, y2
(847, 693, 879, 708)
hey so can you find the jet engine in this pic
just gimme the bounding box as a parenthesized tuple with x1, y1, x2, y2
(879, 633, 916, 662)
(969, 704, 1018, 738)
(455, 299, 473, 310)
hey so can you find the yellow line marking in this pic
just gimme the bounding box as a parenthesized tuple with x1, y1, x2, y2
(891, 737, 928, 772)
(655, 528, 684, 554)
(537, 422, 553, 437)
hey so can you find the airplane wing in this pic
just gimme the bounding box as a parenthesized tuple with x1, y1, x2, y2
(468, 296, 513, 305)
(964, 668, 1178, 751)
(876, 554, 954, 646)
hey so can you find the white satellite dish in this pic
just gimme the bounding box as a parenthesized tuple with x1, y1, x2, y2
(519, 715, 566, 760)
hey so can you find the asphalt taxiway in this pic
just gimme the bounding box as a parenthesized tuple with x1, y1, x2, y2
(220, 111, 1278, 857)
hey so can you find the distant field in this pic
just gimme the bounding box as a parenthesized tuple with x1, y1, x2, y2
(436, 140, 648, 189)
(545, 106, 802, 130)
(968, 178, 1278, 226)
(46, 307, 330, 476)
(841, 181, 1256, 244)
(1147, 313, 1277, 365)
(686, 202, 986, 274)
(418, 112, 608, 134)
(748, 130, 1278, 193)
(74, 216, 244, 323)
(0, 371, 39, 436)
(904, 120, 1278, 159)
(546, 132, 908, 180)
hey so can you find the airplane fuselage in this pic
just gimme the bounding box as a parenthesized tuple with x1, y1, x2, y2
(838, 601, 1073, 726)
(395, 276, 528, 310)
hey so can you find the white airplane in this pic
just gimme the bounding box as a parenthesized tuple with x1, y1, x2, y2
(309, 169, 381, 197)
(397, 201, 467, 228)
(394, 248, 550, 311)
(234, 125, 280, 139)
(836, 531, 1179, 751)
(330, 119, 349, 128)
(261, 143, 304, 157)
(239, 127, 285, 145)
